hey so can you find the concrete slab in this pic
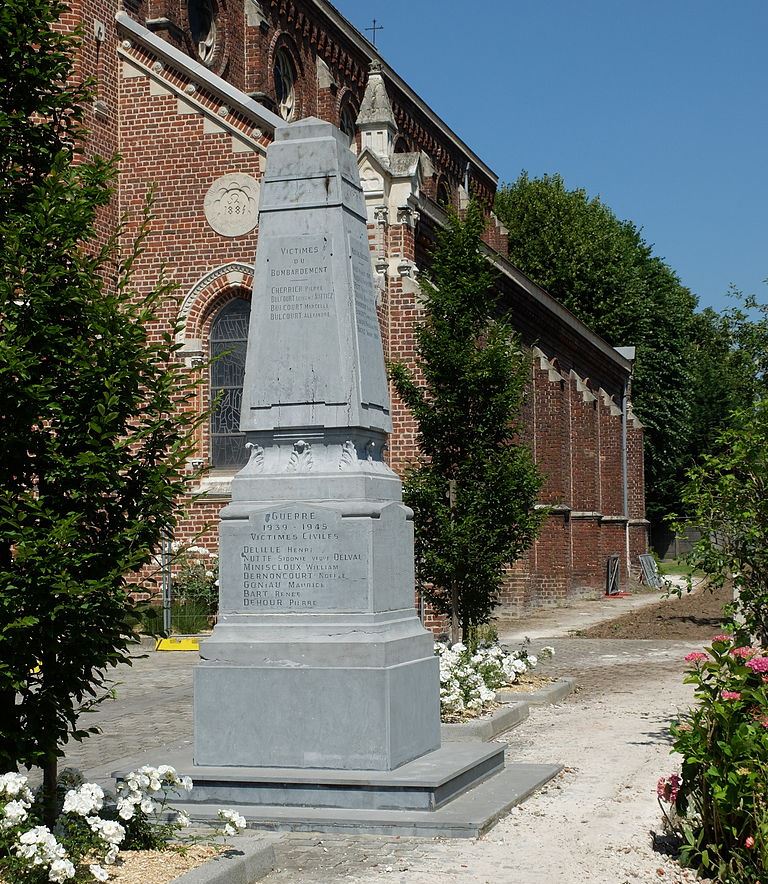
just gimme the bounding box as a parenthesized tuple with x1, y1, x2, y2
(441, 701, 529, 742)
(496, 676, 577, 707)
(171, 835, 279, 884)
(168, 763, 562, 838)
(114, 743, 505, 812)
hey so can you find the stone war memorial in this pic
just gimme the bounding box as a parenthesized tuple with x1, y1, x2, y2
(121, 117, 560, 836)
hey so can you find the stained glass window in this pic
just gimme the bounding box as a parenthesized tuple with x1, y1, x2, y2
(274, 49, 295, 121)
(210, 297, 251, 468)
(188, 0, 217, 66)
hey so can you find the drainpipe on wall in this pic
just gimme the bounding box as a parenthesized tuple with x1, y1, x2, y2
(615, 346, 636, 578)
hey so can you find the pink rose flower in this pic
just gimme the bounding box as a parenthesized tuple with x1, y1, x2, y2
(721, 691, 742, 700)
(746, 656, 768, 673)
(745, 836, 755, 849)
(684, 652, 708, 664)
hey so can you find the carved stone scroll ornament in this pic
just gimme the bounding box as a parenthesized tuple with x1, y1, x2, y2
(339, 440, 358, 470)
(286, 440, 313, 473)
(244, 442, 264, 473)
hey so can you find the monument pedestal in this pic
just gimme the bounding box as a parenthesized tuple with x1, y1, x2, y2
(141, 116, 561, 837)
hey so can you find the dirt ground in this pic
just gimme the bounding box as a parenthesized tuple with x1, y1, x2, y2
(258, 588, 726, 884)
(577, 582, 731, 640)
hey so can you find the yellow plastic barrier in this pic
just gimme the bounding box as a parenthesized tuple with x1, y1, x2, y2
(155, 636, 200, 652)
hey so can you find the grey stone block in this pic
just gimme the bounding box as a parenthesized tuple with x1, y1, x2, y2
(441, 701, 529, 742)
(168, 763, 562, 838)
(495, 676, 577, 706)
(115, 743, 504, 813)
(170, 835, 279, 884)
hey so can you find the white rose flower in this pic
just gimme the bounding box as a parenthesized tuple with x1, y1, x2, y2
(2, 799, 28, 828)
(48, 857, 76, 882)
(89, 865, 109, 882)
(176, 811, 191, 828)
(140, 797, 156, 814)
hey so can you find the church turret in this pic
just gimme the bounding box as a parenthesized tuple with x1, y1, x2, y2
(355, 60, 397, 162)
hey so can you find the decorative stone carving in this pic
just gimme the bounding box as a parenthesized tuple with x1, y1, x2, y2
(244, 442, 264, 473)
(203, 173, 261, 237)
(339, 440, 358, 470)
(286, 440, 313, 473)
(373, 204, 388, 224)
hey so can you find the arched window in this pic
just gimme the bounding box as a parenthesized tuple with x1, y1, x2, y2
(210, 297, 251, 469)
(188, 0, 217, 66)
(273, 48, 296, 121)
(393, 136, 411, 154)
(436, 177, 452, 208)
(339, 100, 357, 143)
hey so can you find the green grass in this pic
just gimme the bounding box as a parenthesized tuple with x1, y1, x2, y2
(658, 558, 705, 578)
(140, 601, 215, 637)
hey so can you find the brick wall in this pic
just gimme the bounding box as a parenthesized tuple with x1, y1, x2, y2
(60, 1, 647, 621)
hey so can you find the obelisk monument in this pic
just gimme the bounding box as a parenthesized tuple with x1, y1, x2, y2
(194, 118, 441, 771)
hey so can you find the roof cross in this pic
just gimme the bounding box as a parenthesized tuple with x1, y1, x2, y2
(365, 18, 383, 46)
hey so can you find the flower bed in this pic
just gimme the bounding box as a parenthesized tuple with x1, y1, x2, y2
(0, 767, 245, 883)
(658, 635, 768, 882)
(436, 641, 554, 722)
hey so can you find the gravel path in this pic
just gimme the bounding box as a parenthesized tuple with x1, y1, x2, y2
(260, 636, 704, 884)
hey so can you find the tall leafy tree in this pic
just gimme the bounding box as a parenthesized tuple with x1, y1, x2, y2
(495, 172, 698, 526)
(390, 203, 543, 642)
(676, 398, 768, 644)
(0, 0, 201, 824)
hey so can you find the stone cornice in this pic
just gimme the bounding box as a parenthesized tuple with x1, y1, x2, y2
(115, 11, 284, 134)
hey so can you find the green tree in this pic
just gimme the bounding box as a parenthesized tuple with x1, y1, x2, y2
(0, 0, 200, 824)
(495, 172, 698, 526)
(676, 398, 768, 645)
(390, 203, 543, 643)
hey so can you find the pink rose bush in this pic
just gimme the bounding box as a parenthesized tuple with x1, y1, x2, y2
(660, 635, 768, 882)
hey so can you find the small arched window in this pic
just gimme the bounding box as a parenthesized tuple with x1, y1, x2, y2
(339, 101, 357, 143)
(188, 0, 217, 66)
(393, 136, 411, 154)
(436, 177, 452, 208)
(210, 297, 251, 469)
(273, 49, 296, 121)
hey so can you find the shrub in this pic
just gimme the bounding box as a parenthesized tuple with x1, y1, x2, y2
(0, 766, 245, 882)
(436, 640, 554, 720)
(660, 635, 768, 881)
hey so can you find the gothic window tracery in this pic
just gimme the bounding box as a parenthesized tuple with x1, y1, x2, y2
(188, 0, 218, 66)
(274, 49, 296, 121)
(210, 297, 251, 468)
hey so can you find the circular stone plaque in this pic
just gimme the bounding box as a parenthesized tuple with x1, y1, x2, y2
(204, 173, 261, 237)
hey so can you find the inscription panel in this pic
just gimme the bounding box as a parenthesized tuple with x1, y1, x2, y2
(221, 506, 369, 613)
(348, 233, 387, 410)
(267, 235, 334, 324)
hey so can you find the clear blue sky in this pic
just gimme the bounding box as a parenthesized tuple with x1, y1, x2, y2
(333, 0, 767, 314)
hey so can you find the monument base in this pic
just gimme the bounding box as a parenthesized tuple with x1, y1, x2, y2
(113, 743, 561, 838)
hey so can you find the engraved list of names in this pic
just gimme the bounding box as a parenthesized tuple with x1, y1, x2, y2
(234, 506, 369, 613)
(267, 234, 334, 324)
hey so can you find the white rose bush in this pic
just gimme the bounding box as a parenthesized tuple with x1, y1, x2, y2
(437, 641, 555, 720)
(0, 766, 246, 882)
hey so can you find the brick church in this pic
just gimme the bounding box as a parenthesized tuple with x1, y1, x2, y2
(66, 0, 647, 616)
